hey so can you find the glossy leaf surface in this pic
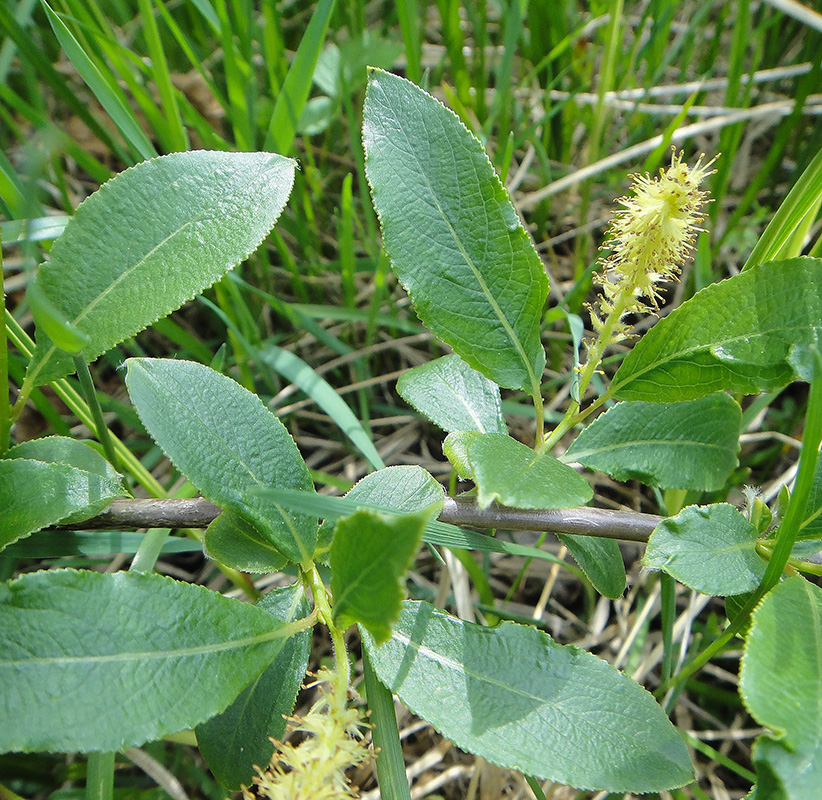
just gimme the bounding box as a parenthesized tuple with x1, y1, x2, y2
(397, 354, 506, 434)
(363, 69, 548, 393)
(644, 504, 765, 596)
(126, 358, 316, 564)
(28, 151, 295, 386)
(741, 577, 822, 798)
(611, 258, 822, 401)
(0, 569, 288, 753)
(565, 394, 741, 490)
(365, 601, 694, 792)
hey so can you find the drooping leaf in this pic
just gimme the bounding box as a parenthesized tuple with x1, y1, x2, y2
(196, 585, 311, 791)
(557, 534, 625, 599)
(0, 569, 290, 753)
(204, 511, 288, 574)
(364, 601, 694, 792)
(126, 358, 316, 564)
(0, 458, 125, 551)
(27, 151, 295, 387)
(611, 257, 822, 402)
(442, 430, 480, 479)
(397, 354, 506, 434)
(316, 465, 444, 560)
(454, 432, 593, 509)
(740, 577, 822, 799)
(332, 507, 434, 643)
(363, 69, 548, 394)
(644, 504, 765, 596)
(565, 393, 741, 490)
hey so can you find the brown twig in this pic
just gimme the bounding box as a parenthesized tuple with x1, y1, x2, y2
(56, 496, 661, 543)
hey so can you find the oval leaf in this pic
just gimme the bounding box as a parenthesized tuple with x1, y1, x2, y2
(126, 358, 316, 564)
(740, 577, 822, 798)
(644, 504, 765, 596)
(461, 432, 593, 509)
(565, 393, 741, 491)
(364, 600, 694, 792)
(8, 435, 121, 484)
(204, 511, 288, 574)
(557, 534, 626, 599)
(0, 569, 289, 753)
(611, 257, 822, 401)
(316, 465, 445, 560)
(0, 458, 125, 551)
(397, 354, 506, 434)
(363, 69, 548, 394)
(27, 150, 295, 387)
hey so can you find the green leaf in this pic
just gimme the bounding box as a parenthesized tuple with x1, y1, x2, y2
(644, 504, 766, 596)
(557, 534, 626, 599)
(0, 458, 125, 551)
(196, 585, 311, 791)
(565, 394, 741, 491)
(740, 577, 822, 799)
(8, 435, 121, 485)
(454, 432, 593, 509)
(332, 508, 434, 643)
(364, 600, 694, 792)
(204, 511, 288, 574)
(397, 354, 506, 434)
(363, 69, 548, 394)
(316, 465, 444, 560)
(126, 358, 316, 564)
(0, 569, 290, 753)
(443, 430, 480, 479)
(611, 258, 822, 401)
(27, 151, 295, 387)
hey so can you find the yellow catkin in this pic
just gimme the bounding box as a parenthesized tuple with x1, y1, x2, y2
(242, 668, 371, 800)
(589, 149, 716, 346)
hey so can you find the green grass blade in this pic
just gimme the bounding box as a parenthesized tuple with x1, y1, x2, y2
(139, 0, 188, 151)
(263, 0, 336, 154)
(41, 0, 157, 161)
(261, 343, 385, 472)
(395, 0, 420, 83)
(743, 148, 822, 270)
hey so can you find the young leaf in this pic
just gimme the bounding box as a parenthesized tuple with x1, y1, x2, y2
(332, 507, 434, 643)
(644, 504, 765, 596)
(316, 465, 444, 560)
(363, 69, 548, 394)
(126, 358, 316, 564)
(611, 257, 822, 401)
(454, 432, 593, 509)
(557, 534, 626, 599)
(0, 569, 290, 753)
(443, 430, 480, 479)
(0, 458, 125, 551)
(564, 393, 741, 491)
(740, 577, 822, 798)
(27, 151, 295, 387)
(196, 584, 311, 791)
(364, 600, 694, 792)
(397, 354, 506, 434)
(204, 511, 288, 574)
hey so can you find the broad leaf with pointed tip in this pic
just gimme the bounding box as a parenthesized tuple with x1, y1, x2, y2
(363, 69, 548, 394)
(364, 601, 694, 792)
(0, 569, 289, 753)
(126, 358, 316, 564)
(27, 151, 295, 387)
